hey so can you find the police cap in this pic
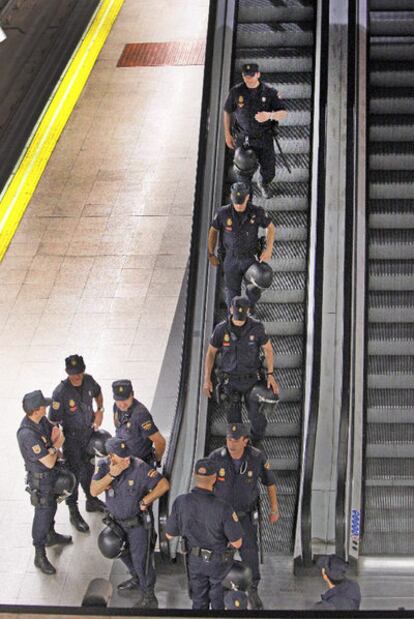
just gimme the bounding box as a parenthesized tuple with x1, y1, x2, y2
(230, 181, 250, 205)
(317, 554, 348, 582)
(22, 390, 52, 413)
(227, 423, 250, 439)
(242, 63, 259, 76)
(224, 590, 248, 610)
(105, 438, 131, 458)
(112, 379, 133, 400)
(231, 295, 249, 321)
(65, 354, 86, 375)
(194, 458, 217, 476)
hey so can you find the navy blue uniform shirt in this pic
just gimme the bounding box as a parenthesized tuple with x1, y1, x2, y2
(210, 316, 269, 375)
(224, 81, 286, 138)
(211, 203, 271, 258)
(209, 445, 275, 513)
(113, 398, 158, 461)
(49, 374, 101, 442)
(317, 578, 361, 610)
(93, 456, 161, 521)
(17, 416, 55, 474)
(166, 487, 243, 552)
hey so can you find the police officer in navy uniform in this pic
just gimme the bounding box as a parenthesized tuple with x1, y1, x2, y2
(224, 63, 287, 199)
(17, 390, 72, 575)
(208, 182, 275, 309)
(314, 555, 361, 610)
(209, 423, 279, 610)
(112, 379, 166, 467)
(50, 354, 105, 533)
(91, 438, 169, 608)
(165, 458, 243, 610)
(203, 296, 279, 445)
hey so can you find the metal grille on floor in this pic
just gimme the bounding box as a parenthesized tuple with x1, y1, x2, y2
(117, 40, 206, 67)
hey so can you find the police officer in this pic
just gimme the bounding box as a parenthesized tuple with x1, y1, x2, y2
(208, 181, 275, 310)
(112, 379, 166, 466)
(91, 438, 169, 608)
(224, 63, 287, 199)
(165, 458, 243, 610)
(203, 296, 279, 444)
(314, 555, 361, 610)
(17, 390, 72, 575)
(50, 354, 105, 533)
(209, 423, 279, 610)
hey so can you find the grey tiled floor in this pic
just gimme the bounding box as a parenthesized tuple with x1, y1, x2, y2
(0, 0, 209, 607)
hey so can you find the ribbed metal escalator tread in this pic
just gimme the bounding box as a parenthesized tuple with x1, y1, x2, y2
(268, 211, 308, 240)
(367, 355, 414, 375)
(370, 114, 414, 141)
(368, 291, 414, 320)
(238, 0, 314, 24)
(366, 458, 414, 485)
(365, 486, 414, 509)
(369, 323, 414, 340)
(367, 388, 414, 423)
(367, 423, 414, 444)
(235, 47, 314, 74)
(252, 181, 309, 211)
(362, 532, 414, 555)
(369, 229, 414, 259)
(370, 61, 414, 87)
(369, 142, 414, 169)
(236, 22, 314, 49)
(370, 12, 414, 37)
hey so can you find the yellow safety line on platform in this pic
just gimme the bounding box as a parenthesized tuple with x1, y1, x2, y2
(0, 0, 125, 260)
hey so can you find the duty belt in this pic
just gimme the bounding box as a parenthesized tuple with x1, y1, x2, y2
(115, 514, 142, 529)
(189, 546, 234, 563)
(30, 471, 52, 479)
(223, 371, 259, 381)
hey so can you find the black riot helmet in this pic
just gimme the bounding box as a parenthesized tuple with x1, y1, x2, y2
(244, 261, 273, 290)
(233, 145, 258, 181)
(54, 467, 76, 503)
(98, 526, 128, 559)
(245, 283, 262, 305)
(222, 560, 253, 592)
(86, 429, 112, 458)
(247, 382, 279, 407)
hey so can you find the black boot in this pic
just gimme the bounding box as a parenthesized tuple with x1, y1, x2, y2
(117, 577, 141, 593)
(34, 547, 56, 575)
(68, 505, 89, 532)
(135, 589, 159, 608)
(248, 587, 264, 610)
(258, 181, 271, 199)
(85, 496, 106, 513)
(45, 529, 73, 546)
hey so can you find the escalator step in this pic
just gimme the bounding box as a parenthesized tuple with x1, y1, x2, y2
(365, 485, 414, 509)
(369, 229, 414, 260)
(370, 87, 414, 114)
(367, 423, 414, 456)
(276, 367, 303, 400)
(368, 323, 414, 355)
(273, 153, 310, 182)
(370, 12, 414, 37)
(370, 169, 414, 199)
(371, 0, 414, 10)
(370, 114, 414, 142)
(369, 291, 414, 321)
(364, 510, 414, 533)
(369, 142, 414, 170)
(235, 46, 314, 73)
(260, 491, 297, 553)
(276, 125, 311, 153)
(253, 181, 309, 211)
(237, 0, 314, 24)
(268, 210, 308, 241)
(282, 98, 311, 126)
(367, 356, 414, 389)
(257, 302, 304, 336)
(261, 271, 306, 304)
(271, 334, 303, 367)
(370, 61, 414, 88)
(268, 469, 298, 495)
(261, 72, 312, 99)
(369, 199, 414, 228)
(236, 22, 314, 48)
(369, 260, 414, 290)
(362, 531, 414, 555)
(371, 36, 414, 63)
(366, 458, 414, 485)
(270, 240, 307, 272)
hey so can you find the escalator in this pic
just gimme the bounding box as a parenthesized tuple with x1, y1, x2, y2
(361, 0, 414, 556)
(206, 0, 316, 556)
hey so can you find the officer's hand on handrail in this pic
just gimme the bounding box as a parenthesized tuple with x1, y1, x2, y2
(203, 379, 213, 398)
(267, 375, 280, 395)
(208, 254, 220, 267)
(109, 460, 129, 477)
(225, 133, 235, 150)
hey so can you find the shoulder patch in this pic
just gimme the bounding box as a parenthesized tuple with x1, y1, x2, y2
(52, 401, 60, 410)
(32, 444, 41, 454)
(128, 479, 134, 486)
(147, 469, 158, 478)
(232, 511, 239, 522)
(142, 421, 153, 431)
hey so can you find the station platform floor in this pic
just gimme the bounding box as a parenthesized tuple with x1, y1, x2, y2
(0, 0, 208, 606)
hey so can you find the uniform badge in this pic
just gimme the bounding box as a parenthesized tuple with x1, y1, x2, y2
(127, 422, 131, 428)
(235, 600, 240, 608)
(224, 334, 230, 342)
(248, 471, 253, 478)
(238, 95, 244, 108)
(142, 421, 152, 431)
(71, 359, 77, 366)
(32, 444, 41, 454)
(219, 468, 225, 477)
(119, 386, 124, 393)
(148, 469, 158, 478)
(52, 401, 60, 410)
(226, 218, 232, 226)
(250, 335, 255, 341)
(232, 511, 239, 522)
(128, 479, 134, 486)
(232, 425, 237, 432)
(264, 461, 270, 470)
(262, 97, 266, 102)
(121, 442, 126, 449)
(69, 400, 75, 407)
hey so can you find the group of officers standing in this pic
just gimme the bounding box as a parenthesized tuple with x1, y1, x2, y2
(16, 63, 360, 611)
